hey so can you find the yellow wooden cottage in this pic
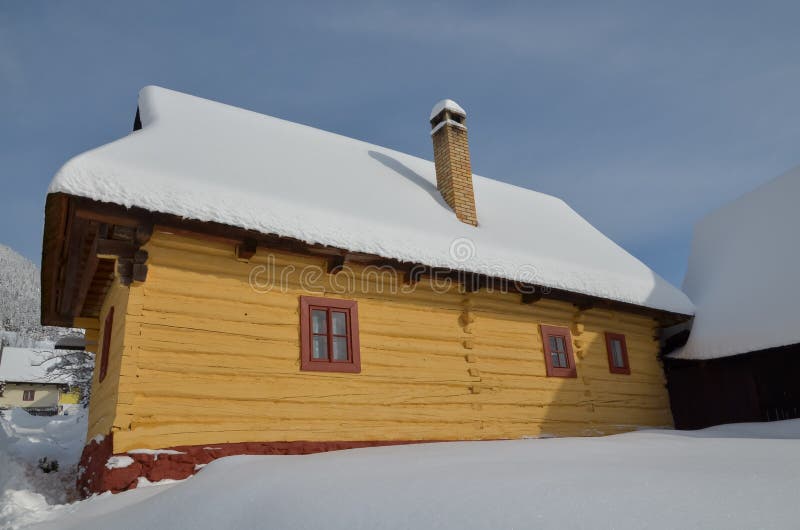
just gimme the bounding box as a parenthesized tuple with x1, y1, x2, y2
(40, 87, 694, 494)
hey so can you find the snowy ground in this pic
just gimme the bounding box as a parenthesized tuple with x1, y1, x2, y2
(2, 410, 799, 530)
(0, 407, 85, 528)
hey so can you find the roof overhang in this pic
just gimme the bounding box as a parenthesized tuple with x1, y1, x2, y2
(42, 192, 693, 329)
(54, 335, 87, 351)
(0, 380, 70, 388)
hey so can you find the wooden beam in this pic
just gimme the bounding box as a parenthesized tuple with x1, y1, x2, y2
(136, 223, 154, 245)
(74, 206, 140, 228)
(58, 218, 90, 316)
(110, 225, 136, 241)
(235, 238, 257, 261)
(521, 291, 543, 304)
(72, 196, 152, 229)
(71, 232, 100, 317)
(117, 258, 133, 286)
(132, 263, 148, 283)
(132, 249, 149, 283)
(404, 265, 425, 285)
(326, 254, 346, 274)
(97, 238, 138, 259)
(463, 273, 484, 293)
(41, 193, 72, 327)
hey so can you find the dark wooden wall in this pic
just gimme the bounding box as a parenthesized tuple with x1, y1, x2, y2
(665, 343, 800, 429)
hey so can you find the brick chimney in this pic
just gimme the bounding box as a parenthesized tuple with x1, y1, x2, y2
(430, 99, 478, 226)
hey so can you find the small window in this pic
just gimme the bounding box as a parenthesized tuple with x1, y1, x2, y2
(300, 296, 361, 373)
(605, 332, 631, 374)
(99, 307, 114, 382)
(22, 390, 35, 401)
(540, 325, 577, 378)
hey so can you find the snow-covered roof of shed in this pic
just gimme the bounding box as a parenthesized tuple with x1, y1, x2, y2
(54, 335, 86, 350)
(0, 347, 69, 384)
(49, 86, 693, 315)
(430, 99, 466, 120)
(672, 165, 800, 360)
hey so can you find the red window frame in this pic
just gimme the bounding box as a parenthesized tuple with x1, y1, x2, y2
(22, 390, 35, 401)
(605, 332, 631, 375)
(299, 296, 361, 373)
(99, 307, 114, 382)
(540, 324, 577, 378)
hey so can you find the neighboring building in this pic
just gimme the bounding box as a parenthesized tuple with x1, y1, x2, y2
(59, 387, 82, 405)
(0, 345, 70, 414)
(665, 166, 800, 429)
(40, 87, 694, 494)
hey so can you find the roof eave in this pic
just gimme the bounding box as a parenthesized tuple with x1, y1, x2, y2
(42, 193, 693, 329)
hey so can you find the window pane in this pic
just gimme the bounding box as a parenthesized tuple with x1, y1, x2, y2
(558, 353, 568, 368)
(312, 335, 328, 359)
(613, 351, 624, 367)
(611, 340, 625, 367)
(332, 336, 348, 361)
(331, 311, 347, 336)
(551, 351, 560, 367)
(311, 310, 327, 334)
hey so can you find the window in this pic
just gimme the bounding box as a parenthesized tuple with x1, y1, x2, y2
(540, 325, 577, 378)
(300, 296, 361, 373)
(22, 390, 35, 401)
(605, 332, 630, 374)
(99, 307, 114, 382)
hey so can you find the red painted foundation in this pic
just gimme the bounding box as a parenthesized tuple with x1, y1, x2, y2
(77, 433, 432, 496)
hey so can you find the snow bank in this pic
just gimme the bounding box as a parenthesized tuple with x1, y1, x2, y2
(673, 165, 800, 359)
(0, 408, 87, 529)
(21, 420, 800, 530)
(48, 86, 693, 315)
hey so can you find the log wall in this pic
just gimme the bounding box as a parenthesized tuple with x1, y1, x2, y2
(90, 230, 672, 453)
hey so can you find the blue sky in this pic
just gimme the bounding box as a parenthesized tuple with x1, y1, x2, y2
(1, 1, 799, 286)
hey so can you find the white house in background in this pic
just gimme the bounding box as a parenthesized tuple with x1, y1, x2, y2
(0, 345, 70, 414)
(665, 165, 800, 428)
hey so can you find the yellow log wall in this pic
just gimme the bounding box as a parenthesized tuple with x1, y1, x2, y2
(83, 281, 131, 442)
(99, 230, 671, 453)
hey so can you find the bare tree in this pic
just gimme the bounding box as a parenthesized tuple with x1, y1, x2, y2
(30, 347, 95, 406)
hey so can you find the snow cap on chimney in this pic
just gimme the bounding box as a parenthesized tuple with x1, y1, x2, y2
(430, 99, 466, 122)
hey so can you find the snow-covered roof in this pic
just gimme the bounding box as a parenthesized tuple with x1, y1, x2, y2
(672, 165, 800, 360)
(430, 99, 466, 120)
(49, 86, 693, 315)
(0, 347, 69, 384)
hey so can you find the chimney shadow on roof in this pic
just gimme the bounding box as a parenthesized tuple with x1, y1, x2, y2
(368, 151, 448, 208)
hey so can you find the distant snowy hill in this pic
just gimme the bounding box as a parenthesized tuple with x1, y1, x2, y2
(0, 243, 63, 347)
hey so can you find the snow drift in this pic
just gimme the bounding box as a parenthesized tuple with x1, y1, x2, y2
(10, 419, 800, 530)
